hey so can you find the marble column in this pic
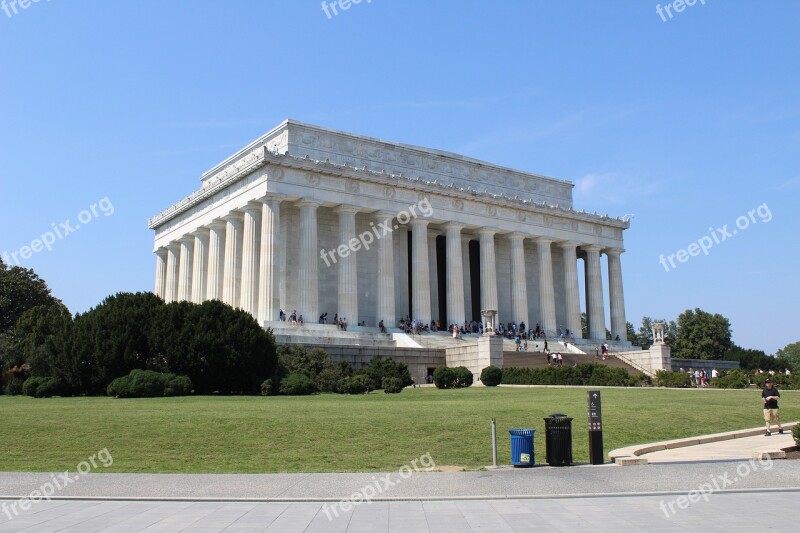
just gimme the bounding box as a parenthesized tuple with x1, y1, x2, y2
(222, 213, 244, 308)
(508, 232, 528, 328)
(584, 244, 606, 340)
(190, 229, 209, 304)
(374, 211, 396, 328)
(335, 206, 359, 324)
(165, 244, 180, 303)
(409, 218, 431, 324)
(428, 233, 439, 323)
(395, 226, 409, 321)
(445, 223, 465, 328)
(257, 195, 282, 323)
(154, 248, 167, 299)
(297, 200, 320, 323)
(462, 236, 473, 324)
(536, 238, 557, 337)
(240, 203, 262, 317)
(206, 220, 226, 301)
(478, 229, 498, 326)
(559, 241, 583, 339)
(606, 248, 627, 342)
(177, 236, 194, 302)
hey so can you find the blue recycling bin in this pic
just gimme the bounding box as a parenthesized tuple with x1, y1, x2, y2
(509, 428, 535, 467)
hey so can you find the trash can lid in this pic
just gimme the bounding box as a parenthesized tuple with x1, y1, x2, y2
(509, 428, 535, 436)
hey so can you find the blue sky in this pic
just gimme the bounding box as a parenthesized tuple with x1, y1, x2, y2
(1, 1, 797, 354)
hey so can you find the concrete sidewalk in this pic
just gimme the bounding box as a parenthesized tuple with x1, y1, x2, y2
(609, 422, 797, 465)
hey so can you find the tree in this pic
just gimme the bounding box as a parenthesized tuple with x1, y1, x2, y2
(776, 342, 800, 372)
(0, 259, 63, 333)
(725, 345, 778, 371)
(626, 322, 637, 343)
(150, 299, 277, 394)
(672, 308, 732, 360)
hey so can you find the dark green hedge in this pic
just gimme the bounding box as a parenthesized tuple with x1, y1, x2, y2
(502, 364, 642, 387)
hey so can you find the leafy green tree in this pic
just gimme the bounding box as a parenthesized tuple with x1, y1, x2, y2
(12, 304, 73, 378)
(626, 322, 637, 343)
(356, 356, 413, 390)
(672, 308, 732, 360)
(776, 342, 800, 372)
(151, 299, 277, 394)
(724, 345, 778, 371)
(0, 259, 63, 333)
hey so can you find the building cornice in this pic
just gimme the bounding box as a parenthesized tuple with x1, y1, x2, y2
(149, 149, 631, 231)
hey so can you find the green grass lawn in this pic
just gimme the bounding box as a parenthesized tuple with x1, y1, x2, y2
(0, 387, 797, 473)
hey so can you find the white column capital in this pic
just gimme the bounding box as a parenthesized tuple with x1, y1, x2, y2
(221, 212, 243, 223)
(373, 210, 395, 221)
(478, 227, 498, 238)
(334, 205, 360, 215)
(178, 234, 195, 245)
(507, 232, 527, 243)
(155, 247, 168, 257)
(582, 244, 603, 253)
(296, 199, 322, 209)
(409, 218, 430, 229)
(241, 201, 262, 215)
(259, 193, 285, 204)
(444, 222, 465, 232)
(604, 247, 625, 257)
(206, 219, 227, 231)
(535, 237, 554, 246)
(558, 240, 579, 250)
(191, 227, 210, 239)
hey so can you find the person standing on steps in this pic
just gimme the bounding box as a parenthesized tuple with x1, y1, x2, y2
(762, 378, 783, 436)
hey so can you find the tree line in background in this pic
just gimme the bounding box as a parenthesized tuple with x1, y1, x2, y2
(1, 259, 798, 396)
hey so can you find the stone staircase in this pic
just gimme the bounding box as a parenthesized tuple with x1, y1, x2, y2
(264, 322, 397, 348)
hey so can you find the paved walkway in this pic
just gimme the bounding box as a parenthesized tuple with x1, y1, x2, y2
(643, 430, 795, 462)
(1, 492, 798, 532)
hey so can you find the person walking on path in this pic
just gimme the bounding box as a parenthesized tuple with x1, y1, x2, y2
(762, 378, 783, 436)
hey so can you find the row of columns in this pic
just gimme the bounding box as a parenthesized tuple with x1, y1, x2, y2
(154, 200, 627, 340)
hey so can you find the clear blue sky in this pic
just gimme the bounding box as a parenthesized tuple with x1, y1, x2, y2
(1, 1, 797, 354)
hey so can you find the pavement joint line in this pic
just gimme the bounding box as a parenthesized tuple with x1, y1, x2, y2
(1, 488, 799, 503)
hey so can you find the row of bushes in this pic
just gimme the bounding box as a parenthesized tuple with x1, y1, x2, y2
(260, 347, 414, 396)
(107, 370, 193, 398)
(655, 369, 800, 390)
(500, 364, 644, 387)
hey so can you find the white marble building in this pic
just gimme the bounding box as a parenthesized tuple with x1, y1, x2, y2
(149, 120, 630, 341)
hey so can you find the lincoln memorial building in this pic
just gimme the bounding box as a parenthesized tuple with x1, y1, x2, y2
(149, 120, 630, 344)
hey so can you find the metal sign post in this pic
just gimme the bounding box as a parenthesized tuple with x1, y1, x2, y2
(588, 390, 604, 465)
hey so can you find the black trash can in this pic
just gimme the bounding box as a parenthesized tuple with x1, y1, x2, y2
(543, 413, 573, 466)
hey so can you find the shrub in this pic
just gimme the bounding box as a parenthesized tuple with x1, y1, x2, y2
(480, 366, 503, 386)
(316, 361, 353, 393)
(711, 369, 750, 389)
(337, 375, 371, 394)
(655, 370, 692, 388)
(453, 367, 473, 388)
(22, 376, 60, 398)
(382, 376, 404, 394)
(260, 379, 274, 396)
(357, 357, 413, 390)
(164, 374, 192, 396)
(106, 369, 193, 398)
(433, 367, 457, 389)
(279, 372, 315, 396)
(793, 424, 800, 448)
